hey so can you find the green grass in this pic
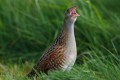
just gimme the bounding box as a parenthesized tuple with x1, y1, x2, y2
(0, 0, 120, 80)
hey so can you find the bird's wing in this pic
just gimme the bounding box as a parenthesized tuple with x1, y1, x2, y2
(33, 45, 65, 73)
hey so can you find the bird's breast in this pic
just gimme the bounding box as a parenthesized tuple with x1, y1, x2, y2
(62, 32, 77, 71)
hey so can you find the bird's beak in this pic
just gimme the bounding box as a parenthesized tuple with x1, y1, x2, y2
(69, 6, 80, 17)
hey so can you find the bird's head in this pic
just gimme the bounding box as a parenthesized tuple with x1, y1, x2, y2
(65, 6, 79, 23)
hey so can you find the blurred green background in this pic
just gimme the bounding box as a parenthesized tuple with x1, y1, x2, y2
(0, 0, 120, 80)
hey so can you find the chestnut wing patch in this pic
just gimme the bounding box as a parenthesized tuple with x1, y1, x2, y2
(34, 45, 65, 73)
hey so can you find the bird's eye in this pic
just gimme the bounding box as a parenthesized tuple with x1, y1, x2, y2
(66, 9, 69, 13)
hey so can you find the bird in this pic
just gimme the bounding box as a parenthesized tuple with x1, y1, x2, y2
(27, 6, 79, 78)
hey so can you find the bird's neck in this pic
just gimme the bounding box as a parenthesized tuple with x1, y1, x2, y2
(54, 19, 75, 45)
(62, 19, 75, 34)
(62, 19, 76, 49)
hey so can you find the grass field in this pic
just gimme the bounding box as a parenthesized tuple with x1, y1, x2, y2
(0, 0, 120, 80)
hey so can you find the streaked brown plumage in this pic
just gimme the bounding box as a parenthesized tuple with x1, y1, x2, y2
(27, 6, 79, 78)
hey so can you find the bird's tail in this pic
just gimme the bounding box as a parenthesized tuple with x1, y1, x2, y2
(27, 69, 37, 78)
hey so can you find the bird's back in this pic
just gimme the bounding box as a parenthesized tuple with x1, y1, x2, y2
(27, 31, 68, 77)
